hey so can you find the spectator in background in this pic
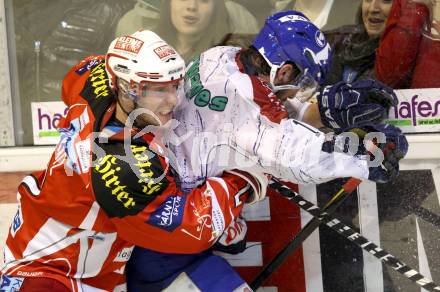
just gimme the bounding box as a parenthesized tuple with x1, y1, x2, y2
(12, 0, 134, 145)
(38, 0, 134, 100)
(272, 0, 361, 30)
(115, 0, 161, 35)
(232, 0, 275, 25)
(375, 0, 440, 88)
(324, 0, 394, 85)
(116, 0, 259, 62)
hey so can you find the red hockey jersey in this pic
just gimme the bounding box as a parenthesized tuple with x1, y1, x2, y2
(1, 56, 250, 291)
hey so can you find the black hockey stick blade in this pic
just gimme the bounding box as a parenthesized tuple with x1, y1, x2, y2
(275, 182, 440, 292)
(250, 178, 361, 290)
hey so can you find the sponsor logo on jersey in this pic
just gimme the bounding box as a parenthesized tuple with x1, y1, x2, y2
(185, 57, 228, 112)
(16, 271, 44, 277)
(147, 195, 186, 232)
(95, 154, 137, 209)
(154, 45, 177, 60)
(181, 182, 224, 242)
(11, 206, 23, 238)
(75, 139, 91, 173)
(0, 274, 24, 291)
(114, 36, 144, 54)
(181, 200, 214, 241)
(86, 63, 111, 99)
(93, 143, 168, 217)
(114, 247, 134, 262)
(131, 145, 165, 196)
(75, 58, 101, 75)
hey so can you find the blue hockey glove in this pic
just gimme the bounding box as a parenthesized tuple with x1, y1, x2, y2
(341, 123, 408, 183)
(317, 79, 398, 131)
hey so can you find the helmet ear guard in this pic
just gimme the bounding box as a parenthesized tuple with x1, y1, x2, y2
(253, 10, 332, 93)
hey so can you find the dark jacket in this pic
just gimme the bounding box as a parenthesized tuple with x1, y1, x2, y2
(324, 24, 380, 85)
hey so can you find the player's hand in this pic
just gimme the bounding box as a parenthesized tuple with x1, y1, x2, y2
(225, 169, 269, 204)
(317, 79, 397, 132)
(341, 123, 408, 183)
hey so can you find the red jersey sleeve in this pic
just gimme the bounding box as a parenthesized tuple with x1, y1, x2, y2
(375, 0, 429, 88)
(91, 137, 251, 254)
(110, 172, 250, 254)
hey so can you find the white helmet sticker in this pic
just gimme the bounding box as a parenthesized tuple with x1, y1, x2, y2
(114, 36, 144, 54)
(315, 30, 326, 48)
(154, 45, 177, 60)
(278, 15, 309, 23)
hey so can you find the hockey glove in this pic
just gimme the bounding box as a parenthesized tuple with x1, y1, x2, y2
(339, 123, 408, 183)
(225, 169, 269, 205)
(317, 79, 397, 131)
(213, 217, 248, 254)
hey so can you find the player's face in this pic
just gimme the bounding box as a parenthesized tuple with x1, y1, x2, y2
(170, 0, 215, 37)
(362, 0, 393, 38)
(136, 82, 180, 127)
(118, 81, 181, 127)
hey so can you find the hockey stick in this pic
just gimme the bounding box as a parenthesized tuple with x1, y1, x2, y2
(408, 205, 440, 229)
(269, 181, 440, 292)
(249, 177, 361, 290)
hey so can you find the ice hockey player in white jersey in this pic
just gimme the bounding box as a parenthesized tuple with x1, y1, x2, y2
(127, 11, 408, 291)
(169, 10, 407, 194)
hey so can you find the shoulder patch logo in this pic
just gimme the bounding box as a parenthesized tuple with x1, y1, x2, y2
(147, 195, 186, 232)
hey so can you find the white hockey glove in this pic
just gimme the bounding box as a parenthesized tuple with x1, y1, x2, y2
(225, 169, 269, 204)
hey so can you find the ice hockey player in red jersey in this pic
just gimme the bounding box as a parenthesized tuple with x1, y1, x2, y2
(0, 30, 261, 291)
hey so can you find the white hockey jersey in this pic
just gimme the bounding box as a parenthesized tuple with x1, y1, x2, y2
(170, 46, 369, 191)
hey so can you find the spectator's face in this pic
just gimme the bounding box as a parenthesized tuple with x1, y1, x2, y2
(362, 0, 393, 38)
(170, 0, 215, 36)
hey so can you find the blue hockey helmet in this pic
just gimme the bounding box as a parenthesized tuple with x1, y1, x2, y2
(253, 10, 332, 93)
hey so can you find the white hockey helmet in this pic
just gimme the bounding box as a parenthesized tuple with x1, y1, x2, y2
(105, 30, 185, 95)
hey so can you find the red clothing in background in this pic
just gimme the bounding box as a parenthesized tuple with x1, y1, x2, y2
(375, 0, 440, 88)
